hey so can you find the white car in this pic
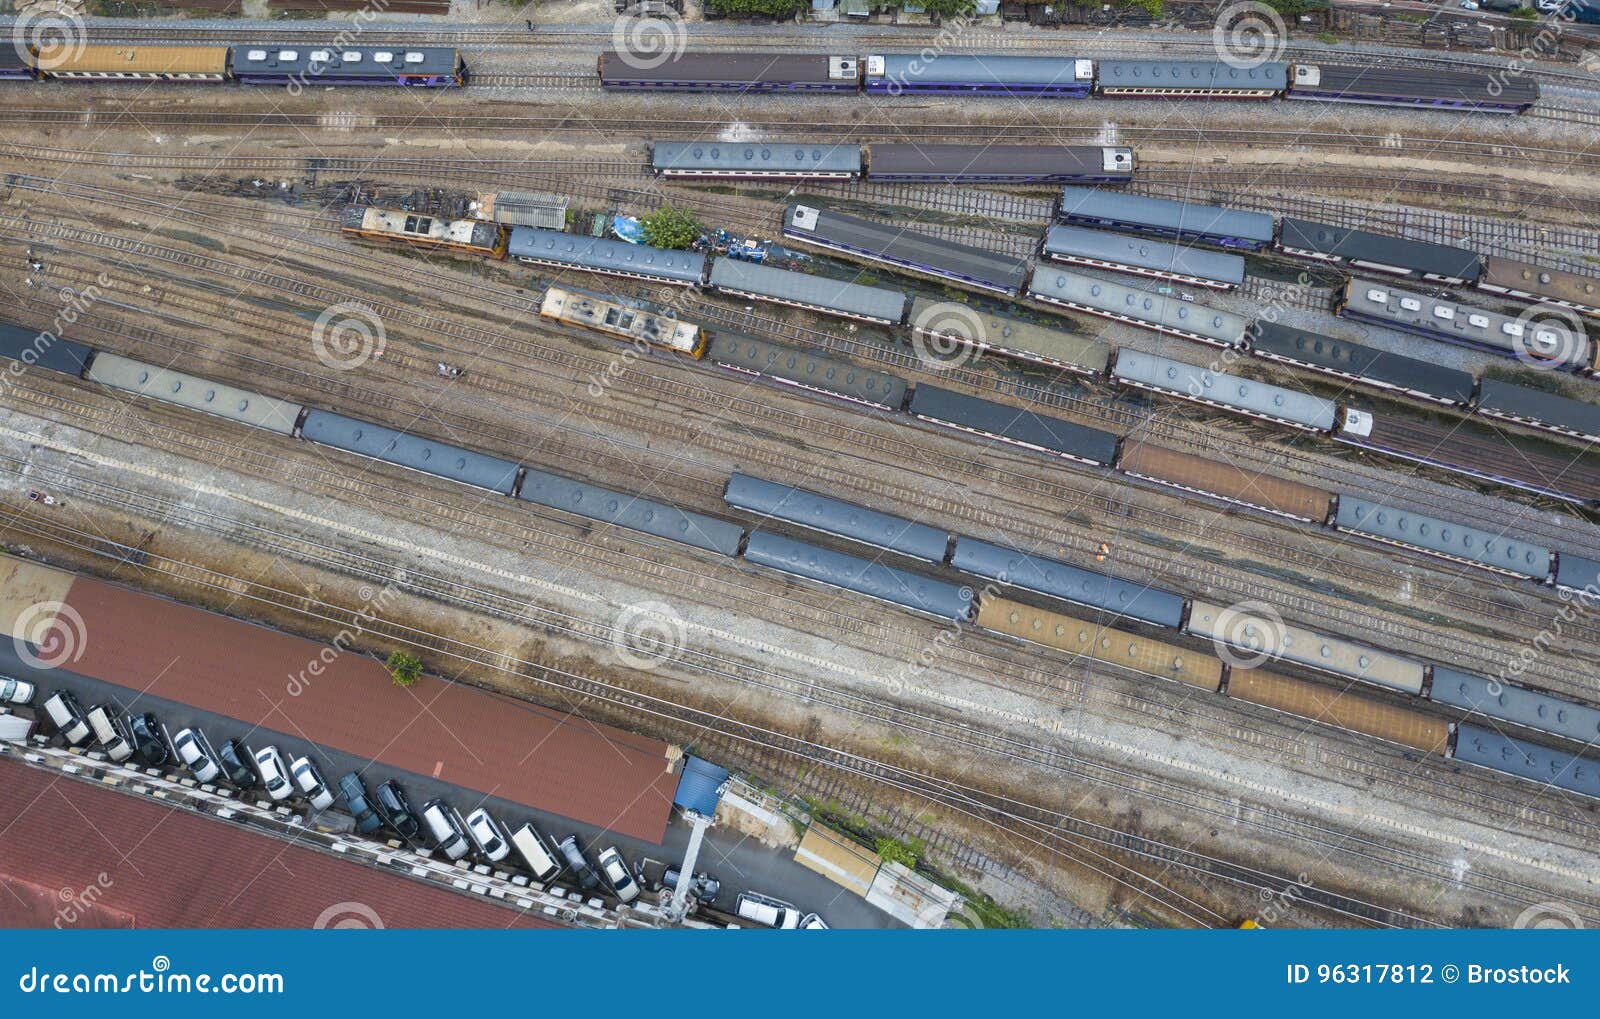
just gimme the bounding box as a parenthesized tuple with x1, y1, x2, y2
(290, 756, 334, 810)
(464, 808, 511, 863)
(0, 675, 35, 706)
(597, 846, 639, 904)
(171, 728, 220, 783)
(252, 745, 293, 801)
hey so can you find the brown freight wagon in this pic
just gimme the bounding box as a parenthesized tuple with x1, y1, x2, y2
(1478, 255, 1600, 320)
(1118, 441, 1335, 524)
(1226, 667, 1452, 755)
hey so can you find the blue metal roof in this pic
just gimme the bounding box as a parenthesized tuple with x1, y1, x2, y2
(518, 466, 744, 557)
(507, 228, 707, 285)
(724, 473, 949, 563)
(1454, 723, 1600, 800)
(951, 536, 1186, 629)
(300, 410, 521, 495)
(868, 54, 1091, 85)
(709, 258, 907, 323)
(744, 530, 972, 621)
(1433, 666, 1600, 745)
(1058, 187, 1275, 244)
(673, 755, 730, 816)
(1042, 224, 1244, 285)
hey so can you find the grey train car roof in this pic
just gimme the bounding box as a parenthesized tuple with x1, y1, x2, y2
(724, 473, 948, 563)
(1340, 279, 1588, 363)
(1026, 266, 1249, 346)
(1556, 552, 1600, 595)
(907, 385, 1121, 465)
(1453, 722, 1600, 800)
(1111, 350, 1337, 431)
(867, 144, 1132, 181)
(783, 204, 1029, 293)
(1278, 218, 1481, 282)
(868, 53, 1091, 85)
(1042, 224, 1245, 285)
(1475, 378, 1600, 442)
(951, 537, 1186, 629)
(230, 45, 458, 77)
(709, 258, 907, 323)
(906, 297, 1112, 375)
(707, 333, 907, 409)
(652, 141, 862, 175)
(1097, 60, 1287, 90)
(1057, 187, 1275, 244)
(1184, 600, 1427, 695)
(300, 409, 521, 495)
(1334, 497, 1552, 580)
(1432, 666, 1600, 745)
(600, 52, 846, 86)
(507, 228, 707, 285)
(87, 353, 304, 437)
(0, 321, 94, 377)
(744, 530, 972, 621)
(1246, 321, 1475, 404)
(519, 465, 743, 557)
(1290, 63, 1539, 107)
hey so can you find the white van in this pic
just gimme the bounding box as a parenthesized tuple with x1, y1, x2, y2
(43, 691, 91, 745)
(735, 892, 801, 929)
(85, 705, 134, 762)
(510, 822, 561, 882)
(420, 799, 470, 861)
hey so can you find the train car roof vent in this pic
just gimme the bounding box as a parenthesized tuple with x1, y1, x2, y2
(792, 205, 820, 231)
(1293, 64, 1321, 86)
(1075, 59, 1094, 80)
(830, 56, 859, 79)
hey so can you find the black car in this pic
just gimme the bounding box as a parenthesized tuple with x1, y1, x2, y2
(338, 773, 385, 836)
(374, 779, 421, 840)
(216, 739, 257, 789)
(125, 713, 169, 767)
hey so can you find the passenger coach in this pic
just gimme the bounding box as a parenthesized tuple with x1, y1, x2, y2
(1057, 187, 1275, 250)
(230, 46, 465, 87)
(1096, 60, 1286, 99)
(866, 144, 1134, 184)
(864, 54, 1094, 97)
(1286, 64, 1537, 114)
(599, 52, 860, 91)
(782, 204, 1029, 297)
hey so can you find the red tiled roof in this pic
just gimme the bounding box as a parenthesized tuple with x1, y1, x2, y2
(0, 757, 555, 928)
(60, 578, 678, 842)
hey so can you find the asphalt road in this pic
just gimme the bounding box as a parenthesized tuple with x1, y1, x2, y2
(1, 643, 895, 929)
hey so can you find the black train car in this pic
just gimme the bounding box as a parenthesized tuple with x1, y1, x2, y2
(1247, 321, 1475, 405)
(0, 322, 96, 377)
(1474, 378, 1600, 444)
(1286, 63, 1539, 114)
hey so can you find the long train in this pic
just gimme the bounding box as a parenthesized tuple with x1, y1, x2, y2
(4, 317, 1591, 803)
(599, 52, 1539, 114)
(1, 43, 465, 86)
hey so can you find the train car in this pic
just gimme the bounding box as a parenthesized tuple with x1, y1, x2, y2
(598, 51, 859, 92)
(539, 287, 706, 359)
(1095, 60, 1287, 99)
(707, 333, 907, 411)
(518, 466, 743, 556)
(1226, 667, 1452, 754)
(1117, 441, 1335, 524)
(0, 48, 34, 81)
(866, 144, 1134, 185)
(1245, 321, 1475, 405)
(1477, 255, 1600, 319)
(708, 258, 907, 325)
(1286, 63, 1538, 115)
(0, 321, 95, 377)
(1277, 218, 1481, 286)
(229, 46, 465, 87)
(508, 228, 707, 287)
(1452, 723, 1600, 801)
(1337, 279, 1591, 371)
(341, 206, 508, 258)
(650, 141, 862, 180)
(1040, 225, 1245, 290)
(37, 45, 230, 82)
(1056, 187, 1275, 251)
(86, 353, 304, 437)
(1474, 378, 1600, 445)
(723, 474, 948, 563)
(953, 537, 1187, 630)
(743, 531, 972, 622)
(863, 54, 1093, 97)
(300, 410, 522, 496)
(907, 385, 1121, 466)
(977, 596, 1224, 692)
(782, 204, 1028, 297)
(906, 298, 1111, 376)
(1111, 351, 1338, 432)
(1555, 553, 1600, 595)
(1431, 666, 1600, 746)
(1183, 600, 1428, 695)
(1336, 407, 1600, 508)
(1026, 267, 1250, 348)
(1332, 497, 1553, 581)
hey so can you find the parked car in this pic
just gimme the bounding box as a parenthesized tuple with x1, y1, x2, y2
(556, 835, 601, 891)
(171, 727, 220, 782)
(125, 713, 168, 767)
(374, 779, 421, 840)
(420, 799, 471, 861)
(509, 823, 561, 882)
(464, 808, 511, 863)
(42, 690, 91, 745)
(597, 846, 639, 904)
(290, 756, 334, 810)
(252, 746, 293, 801)
(799, 913, 829, 929)
(663, 866, 721, 903)
(0, 675, 35, 706)
(735, 891, 801, 929)
(216, 739, 257, 788)
(338, 773, 385, 835)
(85, 704, 135, 763)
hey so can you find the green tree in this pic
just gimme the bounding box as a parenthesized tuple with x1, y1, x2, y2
(919, 0, 977, 18)
(642, 205, 701, 250)
(874, 836, 921, 869)
(386, 650, 423, 688)
(704, 0, 807, 15)
(1124, 0, 1164, 18)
